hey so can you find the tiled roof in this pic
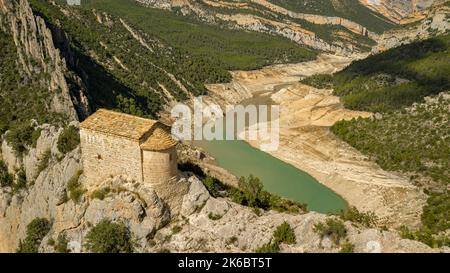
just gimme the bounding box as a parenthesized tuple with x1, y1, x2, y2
(80, 109, 156, 140)
(140, 123, 178, 151)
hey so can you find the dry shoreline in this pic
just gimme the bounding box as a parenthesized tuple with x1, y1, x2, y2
(202, 54, 426, 228)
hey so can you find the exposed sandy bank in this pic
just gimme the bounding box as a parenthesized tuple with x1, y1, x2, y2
(204, 54, 426, 227)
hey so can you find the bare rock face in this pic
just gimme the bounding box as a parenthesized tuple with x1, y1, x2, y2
(0, 0, 90, 120)
(181, 176, 211, 216)
(374, 2, 450, 52)
(360, 0, 437, 22)
(154, 178, 437, 253)
(0, 147, 82, 252)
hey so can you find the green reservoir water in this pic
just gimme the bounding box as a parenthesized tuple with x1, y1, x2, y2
(194, 138, 348, 213)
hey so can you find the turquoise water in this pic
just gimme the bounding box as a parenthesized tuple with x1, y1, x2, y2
(194, 137, 348, 213)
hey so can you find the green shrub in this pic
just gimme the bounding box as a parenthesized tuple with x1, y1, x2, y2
(254, 222, 296, 252)
(208, 212, 223, 221)
(54, 233, 70, 253)
(13, 168, 27, 193)
(67, 170, 85, 203)
(338, 206, 378, 228)
(37, 150, 51, 174)
(0, 161, 13, 188)
(421, 191, 449, 234)
(57, 125, 80, 154)
(339, 241, 355, 253)
(313, 218, 347, 245)
(91, 187, 110, 200)
(255, 241, 280, 253)
(6, 123, 35, 155)
(273, 221, 296, 245)
(31, 128, 42, 148)
(84, 219, 134, 253)
(300, 74, 334, 89)
(226, 236, 238, 246)
(171, 225, 182, 234)
(17, 218, 51, 253)
(398, 192, 450, 248)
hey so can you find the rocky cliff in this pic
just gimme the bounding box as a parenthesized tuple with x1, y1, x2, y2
(374, 1, 450, 52)
(359, 0, 437, 23)
(0, 0, 89, 119)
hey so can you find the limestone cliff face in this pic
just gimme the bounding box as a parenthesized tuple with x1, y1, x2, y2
(0, 0, 89, 120)
(374, 2, 450, 52)
(359, 0, 437, 23)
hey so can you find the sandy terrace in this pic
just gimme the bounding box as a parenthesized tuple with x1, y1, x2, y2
(205, 54, 426, 227)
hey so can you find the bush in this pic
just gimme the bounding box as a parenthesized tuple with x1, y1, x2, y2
(67, 170, 85, 203)
(208, 212, 223, 221)
(254, 222, 296, 253)
(313, 218, 347, 245)
(339, 241, 355, 253)
(84, 219, 134, 253)
(54, 233, 70, 253)
(31, 128, 42, 148)
(13, 168, 27, 193)
(17, 218, 51, 253)
(273, 221, 296, 245)
(255, 242, 280, 253)
(37, 149, 51, 174)
(300, 74, 334, 89)
(171, 225, 182, 234)
(0, 161, 13, 188)
(91, 187, 110, 200)
(57, 125, 80, 154)
(6, 123, 35, 155)
(226, 236, 238, 246)
(338, 206, 378, 228)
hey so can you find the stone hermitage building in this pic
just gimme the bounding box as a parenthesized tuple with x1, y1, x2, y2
(80, 109, 178, 189)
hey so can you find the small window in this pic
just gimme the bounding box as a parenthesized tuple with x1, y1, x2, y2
(97, 154, 102, 160)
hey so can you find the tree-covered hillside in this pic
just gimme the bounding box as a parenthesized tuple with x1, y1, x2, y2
(82, 0, 318, 70)
(269, 0, 395, 33)
(28, 0, 317, 118)
(303, 33, 450, 112)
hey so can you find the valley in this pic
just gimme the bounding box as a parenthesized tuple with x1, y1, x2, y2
(0, 0, 448, 253)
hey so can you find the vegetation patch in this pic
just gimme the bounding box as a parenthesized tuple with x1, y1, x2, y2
(91, 187, 111, 200)
(0, 161, 13, 188)
(255, 221, 296, 253)
(339, 241, 355, 253)
(37, 150, 51, 175)
(208, 212, 223, 221)
(84, 219, 135, 253)
(313, 218, 347, 245)
(54, 233, 70, 253)
(399, 191, 449, 248)
(338, 206, 378, 228)
(17, 218, 51, 253)
(273, 221, 296, 245)
(67, 170, 85, 203)
(57, 125, 80, 154)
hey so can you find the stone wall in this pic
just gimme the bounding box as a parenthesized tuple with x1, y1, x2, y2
(80, 129, 143, 188)
(142, 147, 177, 186)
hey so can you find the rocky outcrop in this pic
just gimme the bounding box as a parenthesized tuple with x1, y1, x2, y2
(374, 2, 450, 52)
(0, 0, 85, 120)
(359, 0, 437, 23)
(153, 178, 437, 253)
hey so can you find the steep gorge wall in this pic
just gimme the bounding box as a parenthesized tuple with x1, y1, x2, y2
(0, 0, 88, 120)
(359, 0, 437, 23)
